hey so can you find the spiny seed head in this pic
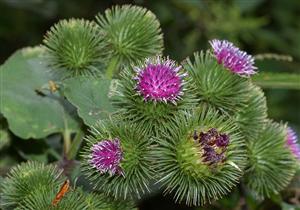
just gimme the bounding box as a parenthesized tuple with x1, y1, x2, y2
(43, 19, 103, 78)
(96, 5, 163, 65)
(134, 56, 187, 103)
(209, 39, 257, 77)
(286, 127, 300, 160)
(90, 138, 124, 176)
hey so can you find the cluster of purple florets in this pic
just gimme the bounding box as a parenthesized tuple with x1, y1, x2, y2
(134, 57, 186, 103)
(286, 127, 300, 160)
(90, 138, 124, 176)
(193, 128, 230, 166)
(209, 39, 257, 77)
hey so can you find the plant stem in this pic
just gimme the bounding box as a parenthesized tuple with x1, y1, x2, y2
(105, 57, 119, 79)
(63, 129, 71, 156)
(252, 72, 300, 90)
(67, 130, 84, 160)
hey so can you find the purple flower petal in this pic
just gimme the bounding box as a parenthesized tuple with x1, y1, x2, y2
(135, 56, 186, 103)
(208, 128, 218, 137)
(199, 132, 209, 144)
(195, 128, 230, 166)
(209, 39, 257, 76)
(286, 127, 300, 160)
(216, 134, 230, 148)
(90, 138, 124, 175)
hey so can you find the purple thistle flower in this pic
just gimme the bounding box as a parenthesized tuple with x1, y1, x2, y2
(90, 138, 124, 176)
(195, 128, 230, 166)
(216, 134, 230, 148)
(134, 56, 187, 103)
(209, 39, 257, 77)
(286, 127, 300, 160)
(199, 132, 209, 144)
(203, 145, 214, 153)
(208, 128, 218, 137)
(202, 145, 216, 160)
(203, 151, 217, 163)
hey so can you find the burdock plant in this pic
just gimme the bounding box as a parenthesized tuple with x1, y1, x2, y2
(0, 162, 135, 210)
(96, 5, 164, 78)
(81, 120, 154, 200)
(43, 19, 104, 78)
(113, 56, 197, 133)
(153, 106, 246, 206)
(245, 121, 297, 198)
(0, 4, 299, 210)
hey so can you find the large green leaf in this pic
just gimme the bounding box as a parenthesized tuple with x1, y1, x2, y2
(0, 129, 10, 150)
(63, 76, 117, 126)
(0, 47, 79, 139)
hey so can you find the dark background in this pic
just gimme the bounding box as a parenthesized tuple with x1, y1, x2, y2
(0, 0, 299, 209)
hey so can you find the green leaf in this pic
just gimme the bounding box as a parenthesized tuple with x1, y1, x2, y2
(17, 150, 48, 163)
(63, 76, 117, 126)
(0, 47, 79, 139)
(0, 129, 10, 150)
(281, 202, 298, 210)
(252, 72, 300, 90)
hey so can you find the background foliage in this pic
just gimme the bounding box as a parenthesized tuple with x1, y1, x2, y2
(0, 0, 299, 209)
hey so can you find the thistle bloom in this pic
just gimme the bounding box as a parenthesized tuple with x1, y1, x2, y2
(286, 127, 300, 160)
(194, 128, 230, 165)
(216, 134, 230, 147)
(134, 57, 186, 103)
(209, 39, 257, 76)
(90, 138, 124, 175)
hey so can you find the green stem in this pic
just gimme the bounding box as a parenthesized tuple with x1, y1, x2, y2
(63, 129, 71, 156)
(67, 130, 84, 160)
(252, 72, 300, 90)
(105, 57, 119, 79)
